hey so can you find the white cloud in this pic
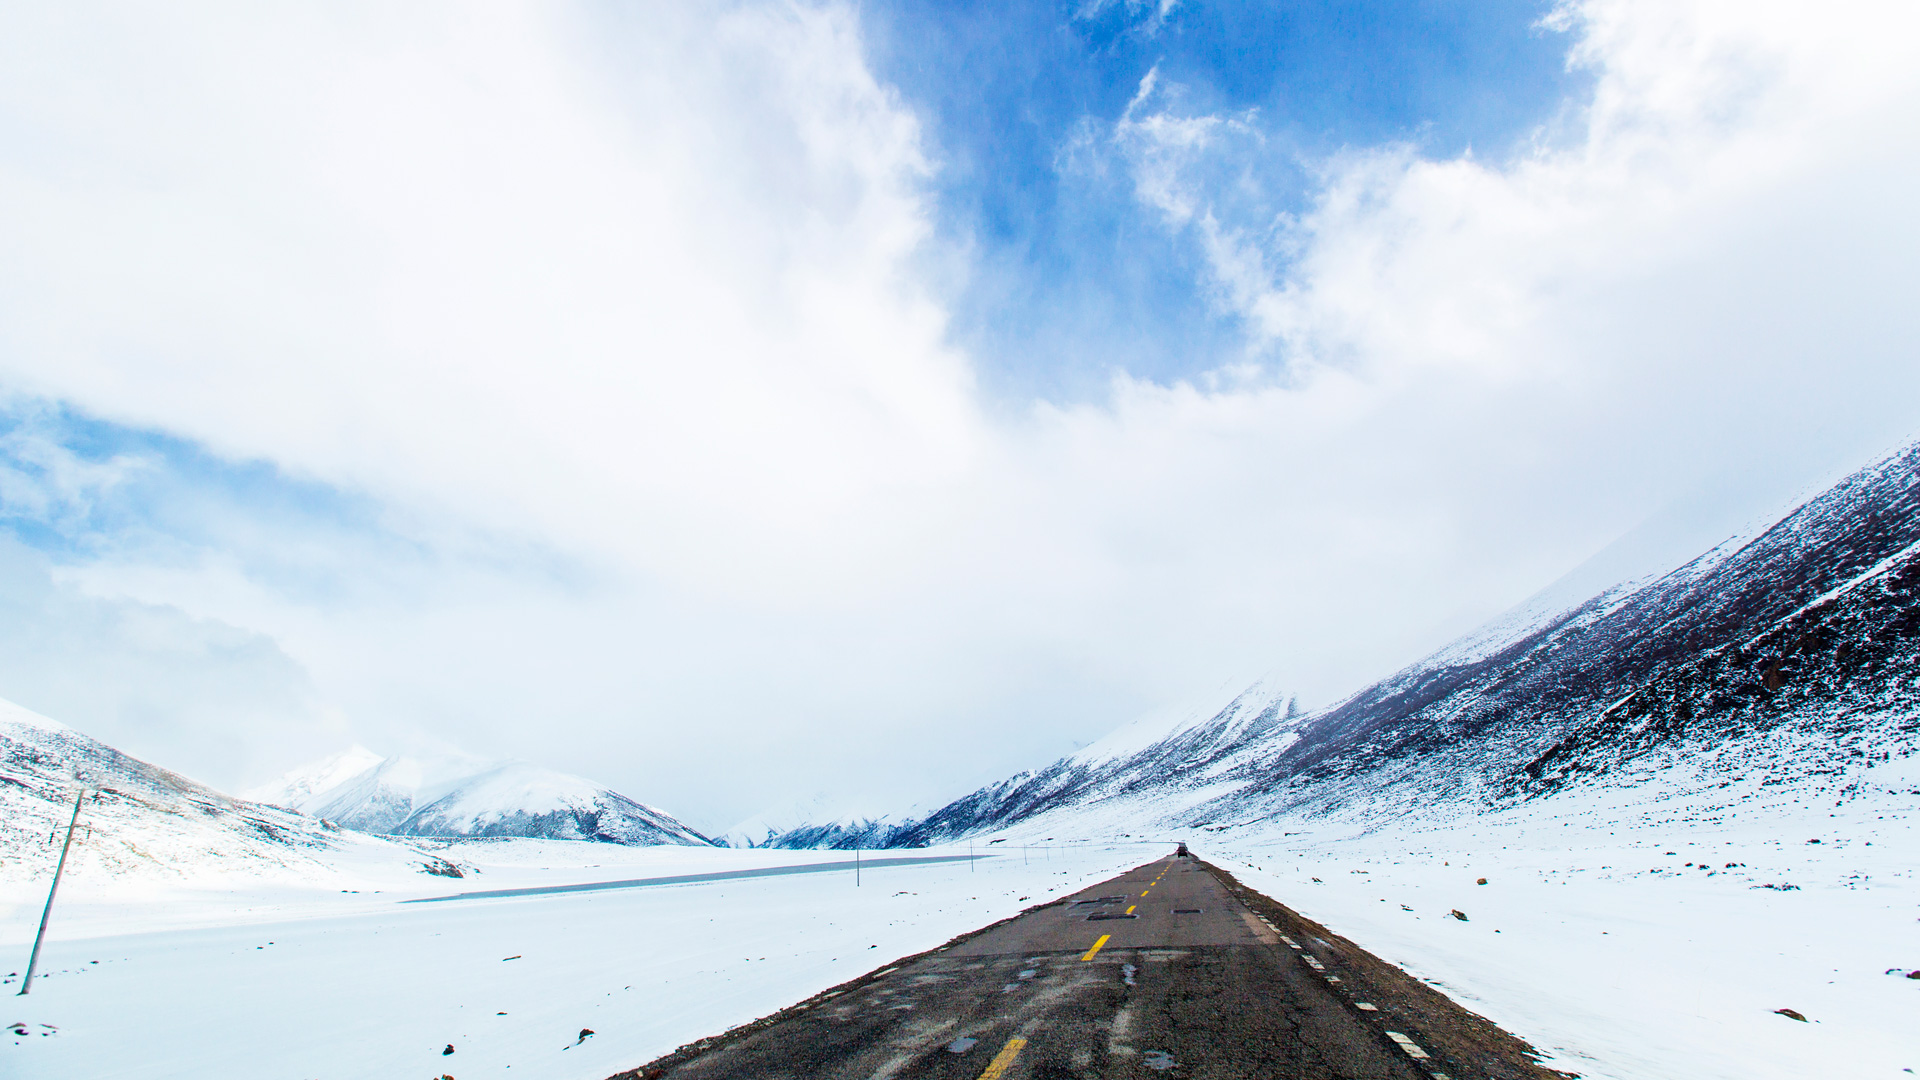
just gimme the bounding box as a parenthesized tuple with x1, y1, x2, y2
(0, 0, 1916, 826)
(0, 409, 150, 531)
(0, 537, 336, 785)
(1074, 0, 1183, 38)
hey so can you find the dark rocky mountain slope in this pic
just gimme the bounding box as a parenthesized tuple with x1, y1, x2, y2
(865, 440, 1920, 845)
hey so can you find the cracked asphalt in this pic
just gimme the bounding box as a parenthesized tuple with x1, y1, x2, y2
(617, 856, 1523, 1080)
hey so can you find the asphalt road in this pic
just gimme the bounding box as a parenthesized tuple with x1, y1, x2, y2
(624, 857, 1469, 1080)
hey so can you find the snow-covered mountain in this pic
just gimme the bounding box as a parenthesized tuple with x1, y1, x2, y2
(860, 438, 1920, 844)
(723, 791, 932, 849)
(253, 747, 714, 846)
(261, 748, 491, 832)
(391, 761, 712, 845)
(242, 744, 384, 810)
(0, 698, 397, 886)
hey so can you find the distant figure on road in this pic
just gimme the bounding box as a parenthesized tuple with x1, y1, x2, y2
(1175, 842, 1190, 857)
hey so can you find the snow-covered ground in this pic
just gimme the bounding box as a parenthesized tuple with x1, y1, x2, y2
(1, 837, 1153, 1079)
(1219, 817, 1919, 1080)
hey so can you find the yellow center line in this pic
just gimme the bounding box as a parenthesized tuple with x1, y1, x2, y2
(1141, 889, 1150, 896)
(1125, 904, 1136, 914)
(1081, 934, 1111, 961)
(976, 1036, 1028, 1080)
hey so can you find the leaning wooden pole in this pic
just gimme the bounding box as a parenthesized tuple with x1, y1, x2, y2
(19, 786, 86, 996)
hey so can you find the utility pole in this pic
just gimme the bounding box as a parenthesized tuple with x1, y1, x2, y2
(968, 838, 974, 872)
(855, 846, 860, 887)
(20, 786, 86, 996)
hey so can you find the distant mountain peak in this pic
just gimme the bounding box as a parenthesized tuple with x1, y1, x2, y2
(242, 745, 383, 808)
(254, 745, 713, 847)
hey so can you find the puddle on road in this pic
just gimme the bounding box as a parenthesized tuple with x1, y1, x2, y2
(1122, 963, 1138, 987)
(945, 1037, 978, 1054)
(1143, 1050, 1176, 1070)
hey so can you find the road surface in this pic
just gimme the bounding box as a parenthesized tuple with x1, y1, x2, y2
(617, 857, 1562, 1080)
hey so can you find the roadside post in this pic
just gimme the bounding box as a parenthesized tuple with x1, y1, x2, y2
(20, 784, 87, 996)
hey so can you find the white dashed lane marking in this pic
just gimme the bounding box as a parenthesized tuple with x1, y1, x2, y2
(1385, 1031, 1431, 1061)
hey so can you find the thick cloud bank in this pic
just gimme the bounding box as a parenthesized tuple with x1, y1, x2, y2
(0, 0, 1915, 826)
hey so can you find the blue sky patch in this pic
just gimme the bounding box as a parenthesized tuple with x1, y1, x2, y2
(861, 0, 1583, 398)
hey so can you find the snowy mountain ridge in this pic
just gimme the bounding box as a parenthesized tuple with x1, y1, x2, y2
(242, 744, 384, 809)
(0, 698, 411, 889)
(723, 789, 938, 849)
(253, 745, 714, 847)
(1, 707, 717, 897)
(823, 438, 1920, 846)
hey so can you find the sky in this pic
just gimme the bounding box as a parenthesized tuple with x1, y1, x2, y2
(0, 0, 1917, 832)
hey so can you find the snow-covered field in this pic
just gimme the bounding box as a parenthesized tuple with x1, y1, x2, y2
(1219, 815, 1918, 1080)
(1, 838, 1152, 1079)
